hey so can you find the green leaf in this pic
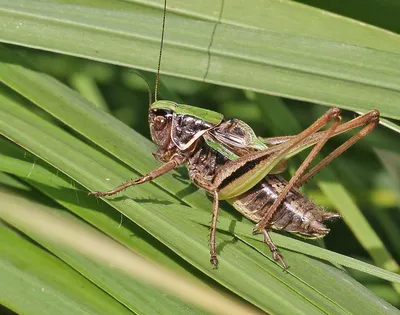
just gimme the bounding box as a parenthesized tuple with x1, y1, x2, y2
(0, 0, 400, 119)
(375, 149, 400, 205)
(2, 140, 400, 286)
(141, 0, 400, 51)
(2, 187, 262, 315)
(0, 222, 133, 315)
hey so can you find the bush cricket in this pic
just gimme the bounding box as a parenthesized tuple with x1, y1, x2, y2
(90, 0, 380, 269)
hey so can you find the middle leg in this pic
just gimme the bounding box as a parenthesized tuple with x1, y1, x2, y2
(262, 229, 288, 269)
(210, 190, 220, 268)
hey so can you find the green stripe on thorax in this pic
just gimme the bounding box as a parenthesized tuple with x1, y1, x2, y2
(151, 100, 223, 125)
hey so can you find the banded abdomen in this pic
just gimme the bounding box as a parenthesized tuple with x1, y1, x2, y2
(231, 175, 340, 238)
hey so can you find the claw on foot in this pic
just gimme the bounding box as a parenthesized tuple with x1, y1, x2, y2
(272, 250, 288, 270)
(261, 229, 289, 270)
(210, 256, 219, 269)
(88, 191, 107, 197)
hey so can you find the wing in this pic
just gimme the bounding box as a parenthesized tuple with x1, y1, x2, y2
(210, 118, 268, 151)
(206, 118, 288, 174)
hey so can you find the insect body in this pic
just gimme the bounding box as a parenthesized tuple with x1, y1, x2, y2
(90, 99, 379, 268)
(89, 0, 380, 268)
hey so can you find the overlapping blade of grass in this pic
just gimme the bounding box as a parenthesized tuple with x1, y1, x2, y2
(0, 222, 133, 315)
(239, 235, 398, 314)
(378, 118, 400, 134)
(375, 149, 400, 205)
(0, 141, 237, 315)
(1, 139, 400, 286)
(2, 188, 261, 315)
(0, 189, 209, 314)
(1, 1, 400, 118)
(139, 0, 400, 52)
(1, 73, 400, 314)
(292, 0, 400, 34)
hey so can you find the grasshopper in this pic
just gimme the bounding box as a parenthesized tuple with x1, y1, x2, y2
(90, 0, 380, 269)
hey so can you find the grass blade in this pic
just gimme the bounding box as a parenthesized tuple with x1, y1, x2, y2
(1, 1, 400, 118)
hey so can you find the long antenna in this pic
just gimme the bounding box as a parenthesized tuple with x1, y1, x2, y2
(154, 0, 167, 102)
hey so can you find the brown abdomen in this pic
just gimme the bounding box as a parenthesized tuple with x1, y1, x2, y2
(231, 175, 340, 238)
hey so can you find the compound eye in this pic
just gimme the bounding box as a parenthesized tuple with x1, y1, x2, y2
(154, 116, 167, 131)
